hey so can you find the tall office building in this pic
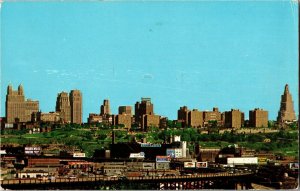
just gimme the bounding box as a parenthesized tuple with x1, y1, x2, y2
(56, 90, 82, 124)
(101, 99, 111, 116)
(56, 92, 71, 123)
(277, 84, 296, 122)
(70, 90, 82, 124)
(203, 107, 222, 126)
(5, 84, 39, 123)
(249, 108, 268, 127)
(135, 98, 154, 127)
(177, 106, 190, 127)
(224, 109, 244, 129)
(188, 109, 203, 128)
(119, 106, 132, 115)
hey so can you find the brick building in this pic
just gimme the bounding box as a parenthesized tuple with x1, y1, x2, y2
(70, 90, 82, 124)
(56, 90, 82, 124)
(249, 108, 268, 127)
(142, 114, 160, 130)
(188, 109, 203, 128)
(32, 112, 60, 123)
(116, 114, 132, 130)
(56, 92, 71, 123)
(224, 109, 244, 128)
(5, 84, 39, 123)
(135, 98, 154, 127)
(119, 106, 132, 115)
(203, 108, 222, 126)
(87, 113, 102, 124)
(177, 106, 190, 127)
(101, 99, 111, 116)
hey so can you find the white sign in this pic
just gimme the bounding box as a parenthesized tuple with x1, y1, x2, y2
(73, 153, 86, 158)
(129, 152, 145, 159)
(5, 124, 13, 128)
(196, 162, 208, 168)
(143, 163, 155, 169)
(25, 147, 41, 155)
(184, 162, 196, 168)
(227, 157, 258, 165)
(156, 156, 171, 163)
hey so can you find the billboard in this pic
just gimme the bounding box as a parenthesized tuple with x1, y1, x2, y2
(129, 152, 145, 159)
(5, 123, 14, 128)
(156, 156, 171, 163)
(289, 163, 299, 170)
(156, 162, 170, 170)
(166, 149, 176, 158)
(73, 153, 86, 158)
(196, 162, 208, 168)
(227, 157, 258, 165)
(141, 143, 161, 147)
(143, 162, 155, 170)
(166, 149, 182, 158)
(184, 162, 196, 168)
(258, 158, 267, 164)
(25, 147, 41, 155)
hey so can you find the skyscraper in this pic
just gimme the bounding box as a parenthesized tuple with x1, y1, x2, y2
(5, 84, 39, 123)
(224, 109, 244, 129)
(100, 99, 110, 116)
(188, 109, 203, 128)
(70, 90, 82, 124)
(249, 108, 268, 127)
(177, 106, 190, 127)
(56, 92, 71, 123)
(277, 84, 296, 122)
(135, 97, 154, 127)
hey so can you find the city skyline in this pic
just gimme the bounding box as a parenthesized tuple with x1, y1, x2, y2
(2, 83, 297, 122)
(1, 1, 298, 121)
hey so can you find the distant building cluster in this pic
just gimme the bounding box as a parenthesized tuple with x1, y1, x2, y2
(1, 84, 297, 131)
(5, 85, 39, 123)
(4, 84, 82, 127)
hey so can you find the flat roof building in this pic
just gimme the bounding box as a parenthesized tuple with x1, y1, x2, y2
(249, 108, 268, 128)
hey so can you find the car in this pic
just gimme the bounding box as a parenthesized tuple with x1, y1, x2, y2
(69, 176, 77, 179)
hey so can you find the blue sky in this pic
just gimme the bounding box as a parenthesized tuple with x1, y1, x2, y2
(1, 1, 298, 121)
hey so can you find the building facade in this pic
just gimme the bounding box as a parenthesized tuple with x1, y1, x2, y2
(55, 92, 71, 123)
(177, 106, 190, 127)
(203, 107, 222, 126)
(5, 84, 39, 123)
(55, 90, 82, 124)
(119, 106, 132, 115)
(116, 114, 132, 129)
(87, 113, 102, 124)
(188, 109, 203, 128)
(32, 112, 60, 123)
(101, 99, 111, 116)
(135, 98, 154, 127)
(249, 108, 268, 127)
(224, 109, 244, 128)
(142, 114, 160, 130)
(70, 90, 82, 124)
(277, 84, 296, 122)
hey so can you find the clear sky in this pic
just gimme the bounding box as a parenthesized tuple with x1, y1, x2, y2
(1, 1, 298, 121)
